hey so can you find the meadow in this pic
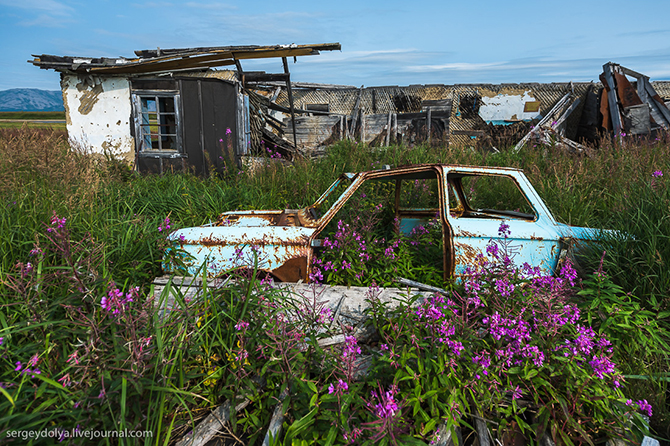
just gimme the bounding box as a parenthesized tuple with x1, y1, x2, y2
(0, 126, 668, 445)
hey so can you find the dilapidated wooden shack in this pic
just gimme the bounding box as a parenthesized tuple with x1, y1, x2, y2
(29, 43, 341, 174)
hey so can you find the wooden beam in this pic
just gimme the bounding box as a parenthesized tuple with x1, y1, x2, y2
(426, 107, 432, 143)
(282, 57, 298, 148)
(602, 63, 623, 135)
(175, 399, 250, 446)
(243, 72, 289, 83)
(513, 91, 572, 152)
(385, 111, 392, 146)
(262, 388, 290, 446)
(643, 78, 670, 128)
(348, 87, 363, 139)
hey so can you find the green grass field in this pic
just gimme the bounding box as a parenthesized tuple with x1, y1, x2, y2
(0, 111, 66, 129)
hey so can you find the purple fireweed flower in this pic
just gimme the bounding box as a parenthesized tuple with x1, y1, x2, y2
(589, 355, 616, 379)
(47, 212, 67, 232)
(0, 337, 3, 346)
(235, 320, 249, 331)
(28, 354, 39, 367)
(494, 278, 515, 297)
(29, 247, 43, 256)
(652, 170, 663, 177)
(447, 340, 464, 356)
(572, 325, 597, 356)
(343, 336, 361, 359)
(343, 428, 363, 443)
(472, 352, 491, 375)
(14, 361, 22, 372)
(226, 128, 232, 135)
(369, 385, 400, 419)
(637, 399, 653, 417)
(58, 374, 72, 387)
(328, 379, 349, 395)
(511, 385, 522, 400)
(66, 350, 79, 365)
(318, 307, 333, 324)
(101, 286, 137, 316)
(486, 243, 500, 258)
(309, 267, 323, 283)
(559, 259, 578, 287)
(498, 222, 511, 238)
(158, 216, 171, 232)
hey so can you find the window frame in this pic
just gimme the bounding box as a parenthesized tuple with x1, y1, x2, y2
(131, 90, 184, 158)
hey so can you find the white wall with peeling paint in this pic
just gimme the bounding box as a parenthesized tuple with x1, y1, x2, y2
(478, 91, 542, 123)
(61, 74, 134, 161)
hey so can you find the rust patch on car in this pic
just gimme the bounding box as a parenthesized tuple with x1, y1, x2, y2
(272, 256, 309, 282)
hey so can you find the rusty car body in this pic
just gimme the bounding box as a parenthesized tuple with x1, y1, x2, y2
(164, 164, 605, 281)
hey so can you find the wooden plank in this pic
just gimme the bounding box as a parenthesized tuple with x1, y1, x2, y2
(427, 107, 432, 142)
(262, 388, 290, 446)
(475, 418, 491, 446)
(392, 113, 397, 143)
(361, 111, 366, 143)
(282, 57, 298, 148)
(513, 91, 572, 152)
(433, 424, 461, 446)
(348, 88, 363, 139)
(643, 78, 670, 128)
(396, 110, 450, 120)
(250, 81, 357, 90)
(175, 399, 250, 446)
(396, 277, 448, 296)
(602, 63, 623, 135)
(451, 130, 486, 137)
(385, 111, 392, 146)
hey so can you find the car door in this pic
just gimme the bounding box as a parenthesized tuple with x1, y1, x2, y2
(443, 167, 564, 278)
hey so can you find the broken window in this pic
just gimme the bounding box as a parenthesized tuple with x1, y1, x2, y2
(450, 174, 536, 220)
(132, 92, 182, 154)
(312, 171, 444, 286)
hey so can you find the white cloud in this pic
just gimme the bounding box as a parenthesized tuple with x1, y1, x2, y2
(184, 2, 237, 10)
(0, 0, 76, 27)
(0, 0, 74, 16)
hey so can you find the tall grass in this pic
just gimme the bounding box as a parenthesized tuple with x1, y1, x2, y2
(1, 127, 669, 440)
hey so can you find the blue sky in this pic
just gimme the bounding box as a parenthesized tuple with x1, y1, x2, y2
(2, 0, 670, 91)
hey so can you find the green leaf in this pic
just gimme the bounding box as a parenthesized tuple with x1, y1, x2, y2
(324, 426, 338, 446)
(524, 369, 539, 379)
(284, 407, 318, 441)
(421, 418, 437, 435)
(0, 385, 15, 407)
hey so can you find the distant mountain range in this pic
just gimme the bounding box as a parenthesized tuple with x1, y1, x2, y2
(0, 89, 64, 112)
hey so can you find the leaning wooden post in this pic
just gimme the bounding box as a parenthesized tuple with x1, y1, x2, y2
(282, 57, 298, 149)
(385, 111, 392, 146)
(427, 107, 432, 144)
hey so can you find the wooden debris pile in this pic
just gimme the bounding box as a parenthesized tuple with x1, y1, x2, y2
(599, 62, 670, 136)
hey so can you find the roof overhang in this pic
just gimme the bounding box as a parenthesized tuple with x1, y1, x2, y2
(29, 43, 341, 75)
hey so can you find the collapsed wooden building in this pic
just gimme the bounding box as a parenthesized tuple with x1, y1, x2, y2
(30, 46, 670, 174)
